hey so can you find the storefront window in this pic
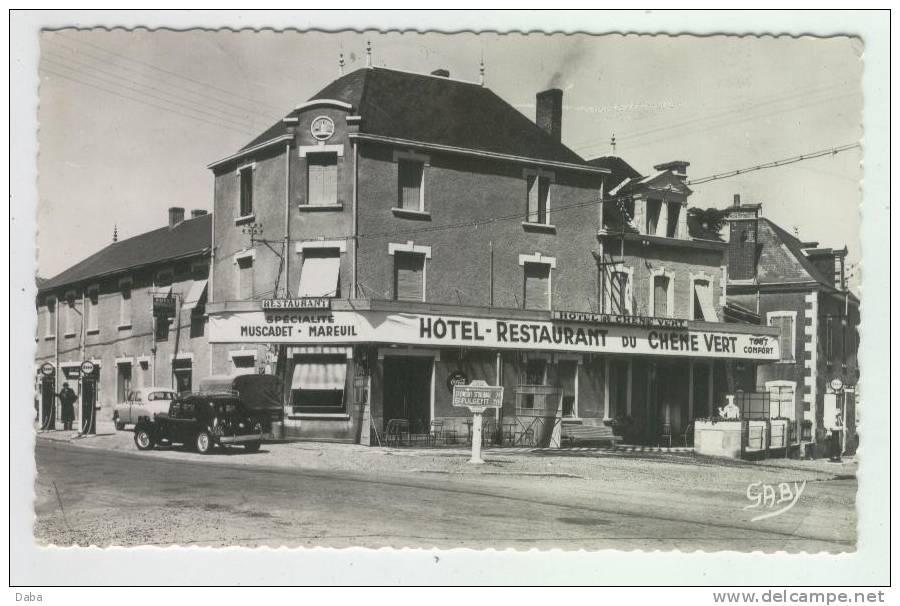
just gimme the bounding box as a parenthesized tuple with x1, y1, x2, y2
(290, 355, 348, 415)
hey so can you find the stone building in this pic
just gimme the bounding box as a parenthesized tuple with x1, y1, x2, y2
(34, 209, 211, 432)
(205, 65, 780, 445)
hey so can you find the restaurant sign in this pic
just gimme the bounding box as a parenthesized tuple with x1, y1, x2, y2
(210, 309, 780, 360)
(551, 310, 688, 329)
(262, 298, 332, 310)
(452, 381, 503, 412)
(153, 295, 176, 317)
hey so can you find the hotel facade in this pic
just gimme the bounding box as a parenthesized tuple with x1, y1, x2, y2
(205, 65, 781, 444)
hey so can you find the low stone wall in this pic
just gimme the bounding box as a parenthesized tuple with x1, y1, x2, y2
(694, 420, 744, 459)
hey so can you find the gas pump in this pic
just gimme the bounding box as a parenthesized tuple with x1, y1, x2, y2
(39, 362, 56, 430)
(824, 378, 845, 461)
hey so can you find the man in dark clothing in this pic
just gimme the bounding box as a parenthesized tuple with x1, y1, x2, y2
(58, 383, 77, 431)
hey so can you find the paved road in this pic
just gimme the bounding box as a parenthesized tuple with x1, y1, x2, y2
(35, 440, 856, 551)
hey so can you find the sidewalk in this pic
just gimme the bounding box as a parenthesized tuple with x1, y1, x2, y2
(35, 428, 856, 485)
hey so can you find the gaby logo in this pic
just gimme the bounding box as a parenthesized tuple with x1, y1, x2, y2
(744, 480, 807, 522)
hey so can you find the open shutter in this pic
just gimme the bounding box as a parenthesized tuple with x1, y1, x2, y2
(297, 250, 341, 298)
(694, 280, 717, 321)
(394, 253, 424, 301)
(524, 262, 550, 310)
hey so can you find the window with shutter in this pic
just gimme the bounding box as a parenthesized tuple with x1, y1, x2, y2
(86, 288, 98, 332)
(653, 275, 670, 317)
(609, 271, 629, 315)
(523, 262, 551, 310)
(307, 153, 338, 206)
(693, 279, 717, 321)
(768, 314, 795, 362)
(298, 249, 341, 298)
(394, 252, 425, 302)
(646, 199, 661, 235)
(666, 202, 681, 237)
(526, 175, 550, 224)
(239, 167, 253, 216)
(119, 284, 132, 327)
(398, 159, 424, 210)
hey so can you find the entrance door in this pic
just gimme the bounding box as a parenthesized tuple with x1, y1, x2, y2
(656, 361, 689, 434)
(382, 356, 432, 431)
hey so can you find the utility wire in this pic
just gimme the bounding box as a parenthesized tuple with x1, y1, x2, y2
(42, 51, 274, 130)
(40, 57, 262, 134)
(51, 32, 285, 114)
(687, 143, 860, 185)
(39, 66, 259, 136)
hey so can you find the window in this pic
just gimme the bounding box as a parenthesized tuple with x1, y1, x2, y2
(290, 355, 348, 415)
(239, 165, 253, 216)
(767, 312, 796, 363)
(64, 292, 77, 336)
(236, 254, 254, 300)
(666, 202, 681, 237)
(119, 281, 132, 327)
(155, 313, 169, 341)
(692, 278, 717, 321)
(298, 248, 341, 298)
(766, 380, 796, 421)
(824, 316, 834, 360)
(653, 275, 671, 317)
(609, 271, 630, 315)
(524, 359, 548, 385)
(646, 199, 662, 235)
(397, 159, 425, 211)
(191, 260, 209, 280)
(307, 152, 338, 206)
(523, 262, 551, 310)
(86, 287, 99, 333)
(231, 353, 256, 376)
(394, 252, 425, 302)
(44, 297, 57, 338)
(117, 362, 132, 403)
(526, 174, 551, 224)
(190, 310, 206, 338)
(558, 359, 578, 417)
(173, 359, 192, 393)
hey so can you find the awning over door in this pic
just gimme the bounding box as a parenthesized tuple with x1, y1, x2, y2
(290, 359, 347, 391)
(297, 254, 340, 298)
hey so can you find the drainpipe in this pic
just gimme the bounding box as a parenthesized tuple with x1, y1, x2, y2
(53, 296, 59, 428)
(351, 138, 359, 299)
(209, 180, 217, 378)
(284, 142, 291, 298)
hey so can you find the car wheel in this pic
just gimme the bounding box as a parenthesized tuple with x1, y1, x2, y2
(195, 431, 214, 454)
(244, 441, 261, 452)
(134, 429, 155, 450)
(113, 413, 125, 431)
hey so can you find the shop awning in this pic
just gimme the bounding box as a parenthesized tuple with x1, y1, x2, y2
(291, 359, 347, 391)
(297, 255, 340, 298)
(182, 279, 208, 311)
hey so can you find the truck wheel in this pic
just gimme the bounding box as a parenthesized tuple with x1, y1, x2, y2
(195, 431, 214, 454)
(244, 441, 261, 452)
(134, 429, 155, 450)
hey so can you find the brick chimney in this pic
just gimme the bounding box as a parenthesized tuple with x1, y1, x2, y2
(191, 209, 208, 219)
(430, 68, 450, 78)
(653, 160, 690, 182)
(536, 88, 563, 142)
(723, 199, 762, 281)
(168, 207, 185, 227)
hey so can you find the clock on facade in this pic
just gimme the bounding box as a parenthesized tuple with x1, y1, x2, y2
(310, 116, 335, 141)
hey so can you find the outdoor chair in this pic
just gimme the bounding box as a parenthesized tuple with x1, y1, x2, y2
(659, 423, 673, 448)
(682, 422, 694, 447)
(409, 419, 431, 446)
(429, 420, 444, 447)
(386, 418, 409, 447)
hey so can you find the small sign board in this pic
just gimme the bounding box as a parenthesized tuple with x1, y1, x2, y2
(262, 298, 332, 311)
(452, 380, 503, 413)
(80, 360, 96, 376)
(40, 362, 55, 377)
(446, 370, 468, 392)
(153, 295, 177, 317)
(551, 310, 688, 330)
(830, 378, 844, 392)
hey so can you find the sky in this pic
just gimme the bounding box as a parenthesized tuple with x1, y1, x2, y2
(37, 30, 863, 289)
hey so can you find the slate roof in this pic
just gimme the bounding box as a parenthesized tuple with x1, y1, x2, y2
(586, 156, 643, 190)
(755, 218, 839, 289)
(38, 213, 212, 294)
(240, 67, 589, 166)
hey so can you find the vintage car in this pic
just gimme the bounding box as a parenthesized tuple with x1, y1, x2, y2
(132, 374, 284, 454)
(113, 387, 177, 430)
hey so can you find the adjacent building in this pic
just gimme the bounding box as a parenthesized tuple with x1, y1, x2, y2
(205, 66, 781, 444)
(724, 197, 860, 454)
(34, 209, 212, 431)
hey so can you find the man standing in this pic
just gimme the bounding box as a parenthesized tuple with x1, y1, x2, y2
(58, 382, 77, 431)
